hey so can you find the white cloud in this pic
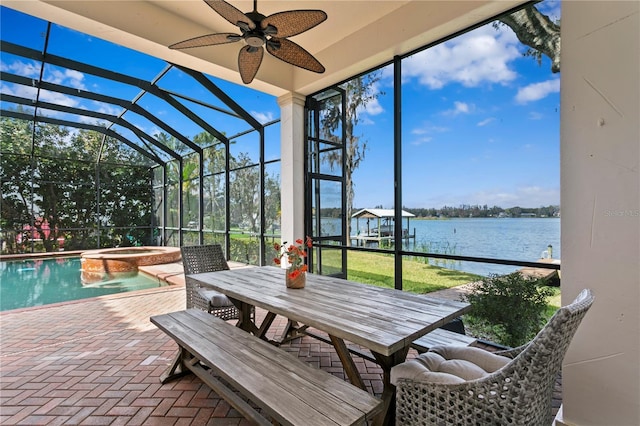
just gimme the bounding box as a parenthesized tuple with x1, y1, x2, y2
(363, 98, 384, 116)
(411, 124, 448, 135)
(443, 101, 474, 116)
(477, 117, 495, 126)
(38, 88, 79, 108)
(1, 59, 41, 78)
(1, 81, 38, 99)
(355, 80, 385, 121)
(528, 111, 544, 120)
(411, 136, 433, 146)
(410, 123, 448, 145)
(251, 110, 275, 124)
(515, 79, 560, 104)
(93, 101, 123, 116)
(403, 25, 520, 89)
(46, 68, 87, 90)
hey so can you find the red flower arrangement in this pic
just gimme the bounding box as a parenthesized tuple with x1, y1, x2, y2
(273, 236, 312, 279)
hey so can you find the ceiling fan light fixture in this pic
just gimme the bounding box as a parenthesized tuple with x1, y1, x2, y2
(245, 34, 265, 47)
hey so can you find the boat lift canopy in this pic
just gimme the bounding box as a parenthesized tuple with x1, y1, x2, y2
(352, 209, 415, 220)
(351, 209, 416, 246)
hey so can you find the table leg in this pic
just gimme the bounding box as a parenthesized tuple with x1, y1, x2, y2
(232, 300, 259, 334)
(228, 298, 279, 342)
(329, 335, 367, 390)
(256, 311, 277, 339)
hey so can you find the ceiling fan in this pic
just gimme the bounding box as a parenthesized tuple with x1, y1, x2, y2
(170, 0, 327, 84)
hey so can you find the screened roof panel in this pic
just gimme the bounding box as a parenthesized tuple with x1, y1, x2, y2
(1, 5, 278, 168)
(134, 94, 214, 146)
(35, 106, 109, 128)
(119, 110, 183, 152)
(0, 100, 35, 116)
(100, 137, 156, 167)
(0, 10, 47, 50)
(108, 123, 172, 162)
(158, 67, 240, 117)
(46, 25, 167, 82)
(0, 51, 43, 81)
(177, 98, 249, 143)
(205, 75, 280, 120)
(41, 63, 142, 100)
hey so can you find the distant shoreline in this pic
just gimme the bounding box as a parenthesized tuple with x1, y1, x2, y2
(412, 216, 560, 220)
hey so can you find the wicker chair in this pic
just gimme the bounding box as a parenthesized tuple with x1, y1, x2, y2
(393, 289, 594, 425)
(180, 244, 239, 321)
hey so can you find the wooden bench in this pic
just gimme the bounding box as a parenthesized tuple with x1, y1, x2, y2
(151, 309, 383, 426)
(411, 328, 477, 354)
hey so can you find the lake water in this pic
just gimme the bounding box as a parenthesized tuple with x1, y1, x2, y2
(328, 217, 560, 277)
(0, 257, 166, 311)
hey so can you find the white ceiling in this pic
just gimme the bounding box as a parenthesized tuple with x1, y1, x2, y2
(2, 0, 526, 96)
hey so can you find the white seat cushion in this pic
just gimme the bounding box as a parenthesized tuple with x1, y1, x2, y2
(391, 345, 511, 385)
(197, 288, 233, 307)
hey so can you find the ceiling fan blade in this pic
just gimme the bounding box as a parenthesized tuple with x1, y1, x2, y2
(261, 10, 327, 38)
(238, 45, 264, 84)
(169, 33, 242, 49)
(204, 0, 255, 30)
(266, 38, 325, 73)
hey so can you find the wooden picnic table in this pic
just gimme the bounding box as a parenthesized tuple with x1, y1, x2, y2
(187, 266, 471, 425)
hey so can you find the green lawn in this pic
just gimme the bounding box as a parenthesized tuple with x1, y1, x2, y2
(318, 249, 482, 294)
(319, 248, 561, 317)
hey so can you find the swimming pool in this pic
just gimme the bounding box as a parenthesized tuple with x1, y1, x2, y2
(0, 257, 167, 311)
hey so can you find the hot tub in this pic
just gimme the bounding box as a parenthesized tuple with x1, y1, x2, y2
(80, 246, 181, 284)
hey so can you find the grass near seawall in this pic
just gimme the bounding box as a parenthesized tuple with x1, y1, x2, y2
(319, 249, 482, 294)
(320, 249, 562, 313)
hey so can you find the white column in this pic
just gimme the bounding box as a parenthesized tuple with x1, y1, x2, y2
(559, 1, 639, 425)
(277, 92, 306, 250)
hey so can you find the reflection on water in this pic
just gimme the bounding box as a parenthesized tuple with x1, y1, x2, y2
(0, 257, 164, 311)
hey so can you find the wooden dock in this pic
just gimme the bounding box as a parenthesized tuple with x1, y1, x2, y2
(350, 231, 415, 247)
(519, 258, 561, 286)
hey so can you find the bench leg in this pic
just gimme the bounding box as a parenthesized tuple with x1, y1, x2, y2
(160, 348, 191, 384)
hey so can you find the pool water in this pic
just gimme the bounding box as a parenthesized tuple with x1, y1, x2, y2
(0, 257, 166, 311)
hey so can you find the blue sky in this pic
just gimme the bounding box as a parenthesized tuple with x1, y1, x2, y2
(349, 0, 561, 210)
(1, 1, 560, 209)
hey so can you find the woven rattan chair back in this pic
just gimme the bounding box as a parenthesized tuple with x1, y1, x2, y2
(181, 244, 238, 320)
(395, 288, 594, 425)
(181, 244, 230, 275)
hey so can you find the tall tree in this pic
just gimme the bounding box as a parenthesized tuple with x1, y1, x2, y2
(498, 4, 561, 72)
(321, 72, 382, 244)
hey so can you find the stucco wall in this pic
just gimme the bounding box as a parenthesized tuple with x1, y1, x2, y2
(560, 1, 639, 425)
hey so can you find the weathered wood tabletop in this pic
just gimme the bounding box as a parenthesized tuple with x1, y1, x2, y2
(187, 266, 471, 425)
